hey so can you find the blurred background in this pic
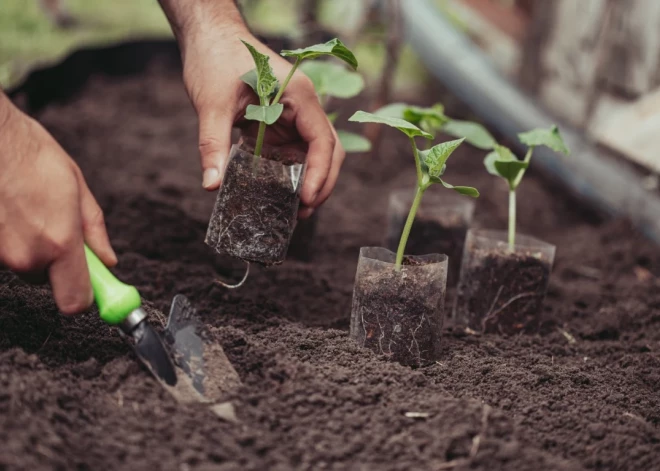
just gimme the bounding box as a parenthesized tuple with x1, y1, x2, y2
(2, 0, 660, 241)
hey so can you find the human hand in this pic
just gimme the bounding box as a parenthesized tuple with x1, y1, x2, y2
(0, 95, 117, 314)
(170, 12, 344, 218)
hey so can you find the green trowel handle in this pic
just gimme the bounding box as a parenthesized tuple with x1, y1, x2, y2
(84, 245, 142, 325)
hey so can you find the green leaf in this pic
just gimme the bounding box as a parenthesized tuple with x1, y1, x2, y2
(240, 68, 280, 99)
(373, 102, 409, 119)
(326, 111, 339, 124)
(439, 180, 480, 198)
(241, 40, 279, 100)
(419, 138, 466, 178)
(484, 144, 529, 188)
(348, 110, 432, 139)
(300, 61, 364, 99)
(493, 160, 529, 187)
(403, 104, 448, 137)
(245, 103, 284, 125)
(403, 104, 447, 127)
(281, 38, 358, 70)
(484, 151, 501, 176)
(337, 130, 372, 153)
(443, 119, 497, 150)
(518, 125, 570, 154)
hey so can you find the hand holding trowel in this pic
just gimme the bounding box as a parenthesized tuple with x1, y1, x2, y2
(84, 245, 241, 405)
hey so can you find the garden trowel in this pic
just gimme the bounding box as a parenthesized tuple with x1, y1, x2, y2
(84, 245, 177, 387)
(85, 245, 241, 403)
(165, 294, 242, 402)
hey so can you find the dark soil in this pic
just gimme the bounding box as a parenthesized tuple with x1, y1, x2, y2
(454, 248, 552, 334)
(287, 210, 319, 262)
(350, 250, 447, 367)
(205, 138, 304, 266)
(2, 56, 660, 471)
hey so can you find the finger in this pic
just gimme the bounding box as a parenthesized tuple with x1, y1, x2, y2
(298, 206, 315, 220)
(75, 169, 117, 267)
(198, 105, 237, 191)
(49, 237, 93, 316)
(310, 124, 346, 208)
(293, 103, 335, 206)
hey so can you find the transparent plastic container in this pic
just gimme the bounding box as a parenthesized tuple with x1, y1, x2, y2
(385, 189, 475, 286)
(350, 247, 448, 367)
(453, 229, 556, 334)
(205, 137, 306, 266)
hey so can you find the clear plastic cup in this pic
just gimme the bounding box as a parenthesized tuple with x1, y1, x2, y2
(350, 247, 448, 367)
(385, 189, 475, 286)
(453, 229, 556, 334)
(205, 137, 306, 266)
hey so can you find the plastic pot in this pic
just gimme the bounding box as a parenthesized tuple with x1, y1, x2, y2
(453, 229, 556, 334)
(350, 247, 448, 367)
(205, 138, 306, 266)
(384, 189, 475, 286)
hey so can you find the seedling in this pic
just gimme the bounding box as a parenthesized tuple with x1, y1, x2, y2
(348, 110, 479, 270)
(484, 125, 569, 250)
(375, 102, 496, 150)
(300, 60, 371, 152)
(240, 38, 358, 158)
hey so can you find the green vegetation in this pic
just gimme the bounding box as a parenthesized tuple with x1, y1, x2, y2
(349, 110, 478, 270)
(0, 0, 171, 88)
(241, 38, 358, 157)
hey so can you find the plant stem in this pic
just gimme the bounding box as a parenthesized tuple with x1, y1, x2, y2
(508, 188, 516, 251)
(272, 57, 302, 106)
(395, 185, 425, 271)
(254, 120, 267, 158)
(410, 137, 423, 184)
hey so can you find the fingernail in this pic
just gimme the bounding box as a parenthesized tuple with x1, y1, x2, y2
(202, 168, 219, 189)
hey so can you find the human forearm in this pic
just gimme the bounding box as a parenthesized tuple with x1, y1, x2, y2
(158, 0, 248, 56)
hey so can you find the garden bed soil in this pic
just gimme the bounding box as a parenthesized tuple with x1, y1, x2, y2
(2, 57, 660, 470)
(205, 139, 305, 266)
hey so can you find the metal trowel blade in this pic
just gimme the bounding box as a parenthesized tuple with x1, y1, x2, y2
(132, 318, 178, 386)
(165, 294, 241, 401)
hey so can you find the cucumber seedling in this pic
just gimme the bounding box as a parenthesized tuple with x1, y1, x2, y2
(240, 38, 358, 158)
(349, 110, 479, 270)
(484, 125, 569, 250)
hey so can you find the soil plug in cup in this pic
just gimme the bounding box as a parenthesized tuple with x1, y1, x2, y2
(288, 60, 371, 261)
(205, 39, 358, 266)
(347, 111, 479, 367)
(454, 126, 570, 334)
(376, 104, 496, 284)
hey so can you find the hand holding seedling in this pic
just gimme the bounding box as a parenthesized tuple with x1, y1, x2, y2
(158, 0, 347, 218)
(484, 125, 570, 249)
(349, 111, 479, 270)
(0, 91, 117, 315)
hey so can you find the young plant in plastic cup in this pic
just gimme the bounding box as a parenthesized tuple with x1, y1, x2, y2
(454, 126, 570, 334)
(287, 60, 371, 261)
(347, 111, 478, 367)
(205, 38, 358, 267)
(376, 103, 495, 285)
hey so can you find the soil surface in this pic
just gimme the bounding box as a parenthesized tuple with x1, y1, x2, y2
(2, 57, 660, 471)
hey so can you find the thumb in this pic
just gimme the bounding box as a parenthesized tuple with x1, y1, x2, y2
(74, 168, 117, 267)
(197, 106, 235, 191)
